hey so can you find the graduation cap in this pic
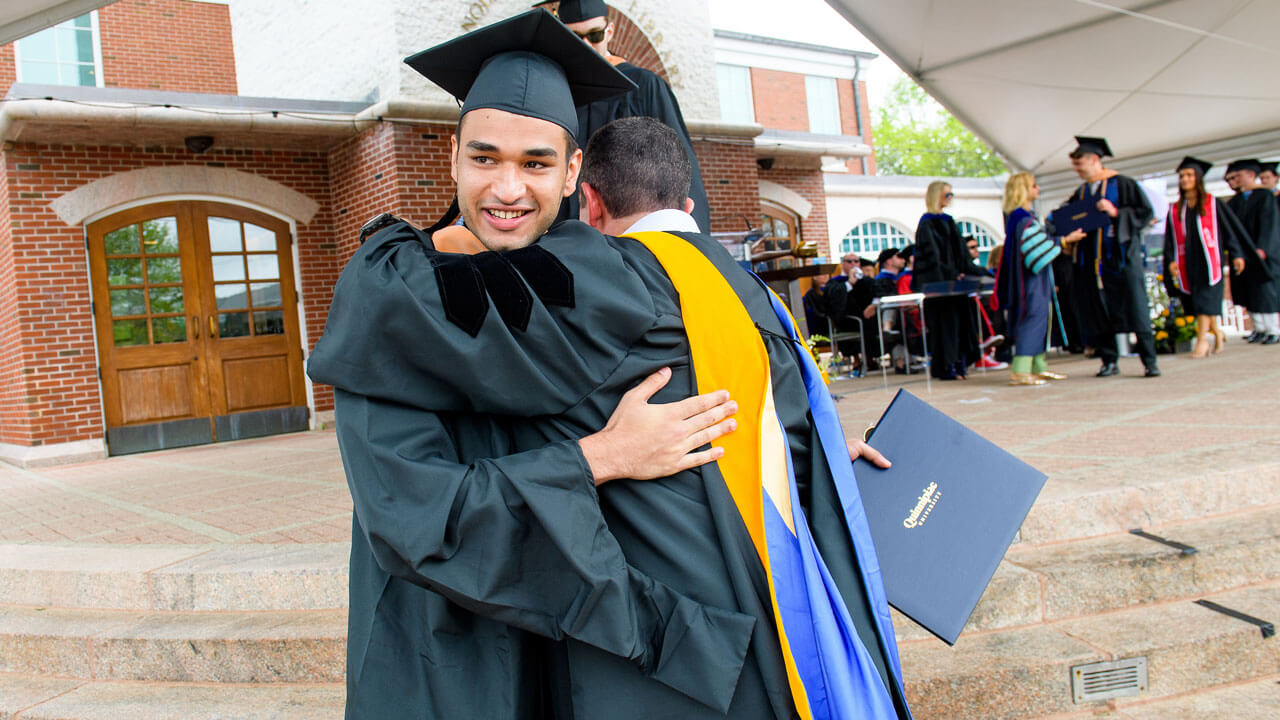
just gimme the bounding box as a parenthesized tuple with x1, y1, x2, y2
(1226, 158, 1262, 175)
(404, 9, 635, 137)
(1177, 156, 1212, 176)
(1070, 136, 1112, 159)
(1259, 161, 1279, 176)
(556, 0, 609, 23)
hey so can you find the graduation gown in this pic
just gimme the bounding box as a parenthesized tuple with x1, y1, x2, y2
(309, 219, 911, 720)
(998, 208, 1059, 356)
(1161, 197, 1251, 316)
(562, 63, 711, 233)
(1226, 190, 1280, 313)
(1060, 173, 1154, 340)
(912, 213, 979, 377)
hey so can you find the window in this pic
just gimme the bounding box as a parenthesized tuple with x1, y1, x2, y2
(15, 13, 102, 87)
(805, 76, 841, 136)
(956, 219, 1000, 264)
(840, 220, 913, 257)
(717, 65, 755, 125)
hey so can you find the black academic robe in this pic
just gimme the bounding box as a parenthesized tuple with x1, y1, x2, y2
(563, 63, 711, 233)
(308, 220, 910, 720)
(1061, 174, 1155, 339)
(912, 213, 979, 377)
(1226, 190, 1280, 312)
(1161, 197, 1252, 316)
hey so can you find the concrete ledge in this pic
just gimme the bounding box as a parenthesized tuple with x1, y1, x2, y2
(0, 439, 105, 469)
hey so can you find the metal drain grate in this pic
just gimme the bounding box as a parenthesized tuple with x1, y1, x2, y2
(1071, 657, 1148, 703)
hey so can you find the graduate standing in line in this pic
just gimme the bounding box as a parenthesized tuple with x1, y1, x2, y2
(1258, 161, 1278, 197)
(552, 0, 711, 232)
(1057, 136, 1161, 377)
(1161, 157, 1251, 357)
(1223, 158, 1280, 344)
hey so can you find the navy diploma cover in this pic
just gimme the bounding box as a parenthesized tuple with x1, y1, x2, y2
(1049, 197, 1112, 236)
(852, 390, 1047, 644)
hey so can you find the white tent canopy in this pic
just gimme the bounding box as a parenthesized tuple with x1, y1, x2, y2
(0, 0, 113, 47)
(827, 0, 1280, 192)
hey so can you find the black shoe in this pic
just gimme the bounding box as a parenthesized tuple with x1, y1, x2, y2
(1249, 333, 1267, 343)
(1264, 335, 1280, 345)
(1244, 331, 1259, 342)
(1144, 366, 1162, 378)
(1096, 362, 1120, 377)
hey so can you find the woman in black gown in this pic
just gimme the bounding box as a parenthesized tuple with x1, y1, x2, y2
(913, 181, 980, 378)
(1162, 157, 1251, 357)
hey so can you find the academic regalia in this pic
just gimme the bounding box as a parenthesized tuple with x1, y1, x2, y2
(1059, 172, 1157, 367)
(309, 219, 912, 720)
(1226, 189, 1280, 313)
(998, 208, 1060, 355)
(912, 213, 979, 378)
(563, 63, 712, 232)
(1162, 196, 1250, 316)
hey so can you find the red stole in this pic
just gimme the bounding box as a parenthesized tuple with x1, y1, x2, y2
(1169, 197, 1221, 290)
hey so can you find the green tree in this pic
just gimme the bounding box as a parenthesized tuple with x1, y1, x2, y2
(872, 77, 1006, 177)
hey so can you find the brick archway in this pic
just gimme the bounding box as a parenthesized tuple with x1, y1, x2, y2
(607, 8, 667, 79)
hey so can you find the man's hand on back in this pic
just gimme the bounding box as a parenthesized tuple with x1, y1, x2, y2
(581, 368, 738, 485)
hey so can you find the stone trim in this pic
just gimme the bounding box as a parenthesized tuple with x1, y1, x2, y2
(50, 166, 320, 227)
(758, 179, 812, 219)
(0, 439, 106, 469)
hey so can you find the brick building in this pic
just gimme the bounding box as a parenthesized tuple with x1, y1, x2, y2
(1, 0, 859, 464)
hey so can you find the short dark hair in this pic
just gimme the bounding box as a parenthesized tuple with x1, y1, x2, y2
(859, 258, 876, 269)
(581, 117, 691, 218)
(876, 248, 900, 266)
(897, 245, 915, 260)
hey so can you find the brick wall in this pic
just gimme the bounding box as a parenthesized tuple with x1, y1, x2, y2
(760, 166, 830, 257)
(693, 137, 761, 236)
(0, 0, 236, 98)
(0, 142, 338, 445)
(750, 68, 809, 132)
(99, 0, 237, 94)
(608, 9, 667, 80)
(838, 79, 876, 175)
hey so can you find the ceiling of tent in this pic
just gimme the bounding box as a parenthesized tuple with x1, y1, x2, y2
(826, 0, 1280, 189)
(1, 0, 113, 46)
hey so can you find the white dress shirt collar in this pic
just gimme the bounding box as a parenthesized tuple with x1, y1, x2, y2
(621, 208, 701, 235)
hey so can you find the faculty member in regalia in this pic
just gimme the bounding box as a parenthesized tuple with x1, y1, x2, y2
(913, 181, 980, 379)
(1161, 157, 1250, 357)
(998, 172, 1066, 385)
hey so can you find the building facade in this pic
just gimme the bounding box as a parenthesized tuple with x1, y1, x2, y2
(0, 0, 870, 465)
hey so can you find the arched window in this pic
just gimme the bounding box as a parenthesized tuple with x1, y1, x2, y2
(840, 220, 913, 258)
(956, 219, 1001, 265)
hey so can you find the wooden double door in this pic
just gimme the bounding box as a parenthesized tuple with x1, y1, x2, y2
(88, 201, 308, 455)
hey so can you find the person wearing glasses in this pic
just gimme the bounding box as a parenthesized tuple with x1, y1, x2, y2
(553, 0, 710, 233)
(913, 181, 979, 379)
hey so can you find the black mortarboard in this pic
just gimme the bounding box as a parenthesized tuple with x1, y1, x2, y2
(1177, 156, 1212, 176)
(1070, 136, 1112, 158)
(556, 0, 609, 23)
(404, 9, 634, 137)
(1259, 161, 1279, 175)
(1226, 158, 1262, 175)
(897, 245, 916, 261)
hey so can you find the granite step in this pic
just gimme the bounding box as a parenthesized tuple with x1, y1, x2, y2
(1015, 458, 1280, 546)
(0, 606, 345, 683)
(898, 583, 1280, 719)
(892, 505, 1280, 642)
(1025, 674, 1280, 719)
(0, 543, 348, 611)
(0, 673, 345, 719)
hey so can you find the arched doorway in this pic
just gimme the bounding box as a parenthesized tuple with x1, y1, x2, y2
(86, 200, 308, 454)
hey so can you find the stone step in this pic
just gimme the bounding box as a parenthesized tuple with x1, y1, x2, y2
(1015, 457, 1280, 546)
(891, 505, 1280, 642)
(0, 673, 344, 719)
(0, 606, 345, 683)
(898, 583, 1280, 720)
(0, 543, 348, 611)
(1025, 674, 1280, 719)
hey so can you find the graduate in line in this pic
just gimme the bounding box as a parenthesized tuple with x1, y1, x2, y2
(1223, 159, 1280, 344)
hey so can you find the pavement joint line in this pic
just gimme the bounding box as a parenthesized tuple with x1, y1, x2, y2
(125, 457, 343, 489)
(1009, 365, 1280, 454)
(10, 679, 89, 718)
(237, 512, 353, 540)
(1, 465, 240, 544)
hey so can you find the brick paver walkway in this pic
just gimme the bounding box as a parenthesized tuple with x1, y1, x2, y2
(1, 341, 1276, 547)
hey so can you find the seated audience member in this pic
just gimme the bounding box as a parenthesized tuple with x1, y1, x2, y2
(803, 272, 830, 338)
